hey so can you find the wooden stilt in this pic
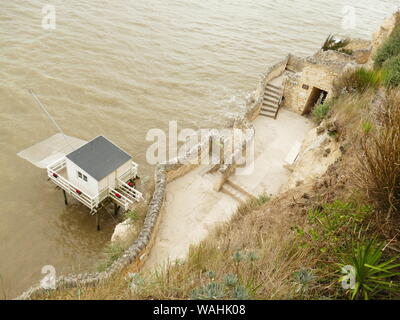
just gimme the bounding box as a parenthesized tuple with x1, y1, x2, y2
(96, 213, 100, 231)
(209, 135, 213, 157)
(114, 203, 120, 216)
(63, 190, 68, 206)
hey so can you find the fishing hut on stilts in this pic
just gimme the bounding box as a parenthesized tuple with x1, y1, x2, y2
(18, 90, 144, 230)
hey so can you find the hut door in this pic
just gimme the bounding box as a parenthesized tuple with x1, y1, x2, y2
(303, 87, 328, 115)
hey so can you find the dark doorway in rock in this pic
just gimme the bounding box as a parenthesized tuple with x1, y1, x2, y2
(303, 87, 328, 115)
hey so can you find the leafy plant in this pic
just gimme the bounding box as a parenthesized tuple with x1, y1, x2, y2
(361, 121, 373, 135)
(340, 240, 400, 300)
(257, 193, 270, 205)
(97, 243, 124, 272)
(333, 68, 382, 95)
(312, 99, 333, 123)
(293, 269, 316, 294)
(223, 274, 238, 287)
(374, 25, 400, 69)
(382, 55, 400, 87)
(190, 282, 225, 300)
(322, 34, 352, 55)
(125, 209, 140, 222)
(307, 201, 371, 254)
(231, 285, 249, 300)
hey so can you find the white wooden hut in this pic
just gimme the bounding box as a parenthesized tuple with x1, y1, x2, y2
(47, 136, 143, 213)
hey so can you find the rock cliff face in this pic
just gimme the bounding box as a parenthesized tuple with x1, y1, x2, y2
(281, 120, 342, 193)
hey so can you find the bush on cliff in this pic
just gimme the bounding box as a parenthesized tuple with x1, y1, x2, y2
(333, 68, 382, 95)
(312, 99, 333, 124)
(374, 25, 400, 69)
(382, 55, 400, 87)
(322, 34, 352, 55)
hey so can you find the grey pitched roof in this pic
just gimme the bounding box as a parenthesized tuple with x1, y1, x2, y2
(66, 136, 132, 181)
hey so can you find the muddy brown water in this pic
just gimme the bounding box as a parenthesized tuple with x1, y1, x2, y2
(0, 0, 395, 298)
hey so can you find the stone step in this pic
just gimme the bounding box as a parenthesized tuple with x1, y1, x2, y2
(221, 183, 248, 203)
(259, 111, 276, 119)
(266, 85, 283, 95)
(262, 102, 279, 109)
(264, 91, 281, 100)
(261, 107, 277, 114)
(267, 83, 283, 91)
(198, 164, 216, 176)
(226, 179, 257, 200)
(263, 97, 280, 105)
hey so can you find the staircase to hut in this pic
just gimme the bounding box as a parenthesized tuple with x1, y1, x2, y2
(109, 179, 144, 211)
(259, 83, 284, 119)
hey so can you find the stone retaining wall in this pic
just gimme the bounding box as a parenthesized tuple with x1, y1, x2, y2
(245, 55, 290, 122)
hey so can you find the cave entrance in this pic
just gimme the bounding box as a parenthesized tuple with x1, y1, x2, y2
(303, 87, 328, 115)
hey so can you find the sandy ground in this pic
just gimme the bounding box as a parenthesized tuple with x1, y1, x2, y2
(144, 109, 313, 271)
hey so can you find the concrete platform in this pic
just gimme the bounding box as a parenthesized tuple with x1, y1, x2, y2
(143, 108, 313, 272)
(232, 109, 313, 196)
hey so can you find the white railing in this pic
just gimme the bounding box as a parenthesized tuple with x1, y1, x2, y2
(108, 187, 133, 211)
(117, 160, 143, 203)
(117, 179, 144, 202)
(119, 161, 138, 182)
(47, 159, 98, 211)
(47, 158, 142, 212)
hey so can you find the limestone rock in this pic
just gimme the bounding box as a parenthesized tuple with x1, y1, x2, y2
(111, 219, 137, 245)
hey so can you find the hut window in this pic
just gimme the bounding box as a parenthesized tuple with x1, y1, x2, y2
(77, 171, 88, 182)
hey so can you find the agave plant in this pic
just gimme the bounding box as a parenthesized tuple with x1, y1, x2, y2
(293, 269, 316, 294)
(340, 240, 400, 300)
(322, 34, 352, 55)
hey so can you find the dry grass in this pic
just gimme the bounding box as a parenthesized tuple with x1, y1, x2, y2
(333, 68, 382, 96)
(130, 193, 319, 300)
(36, 193, 318, 300)
(355, 90, 400, 229)
(329, 90, 375, 142)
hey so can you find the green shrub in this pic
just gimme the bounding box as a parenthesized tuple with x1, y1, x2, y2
(312, 99, 333, 123)
(97, 243, 124, 272)
(125, 210, 140, 222)
(382, 55, 400, 87)
(257, 193, 270, 205)
(322, 34, 352, 55)
(333, 68, 382, 95)
(374, 26, 400, 69)
(361, 121, 373, 135)
(306, 201, 371, 254)
(340, 240, 400, 300)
